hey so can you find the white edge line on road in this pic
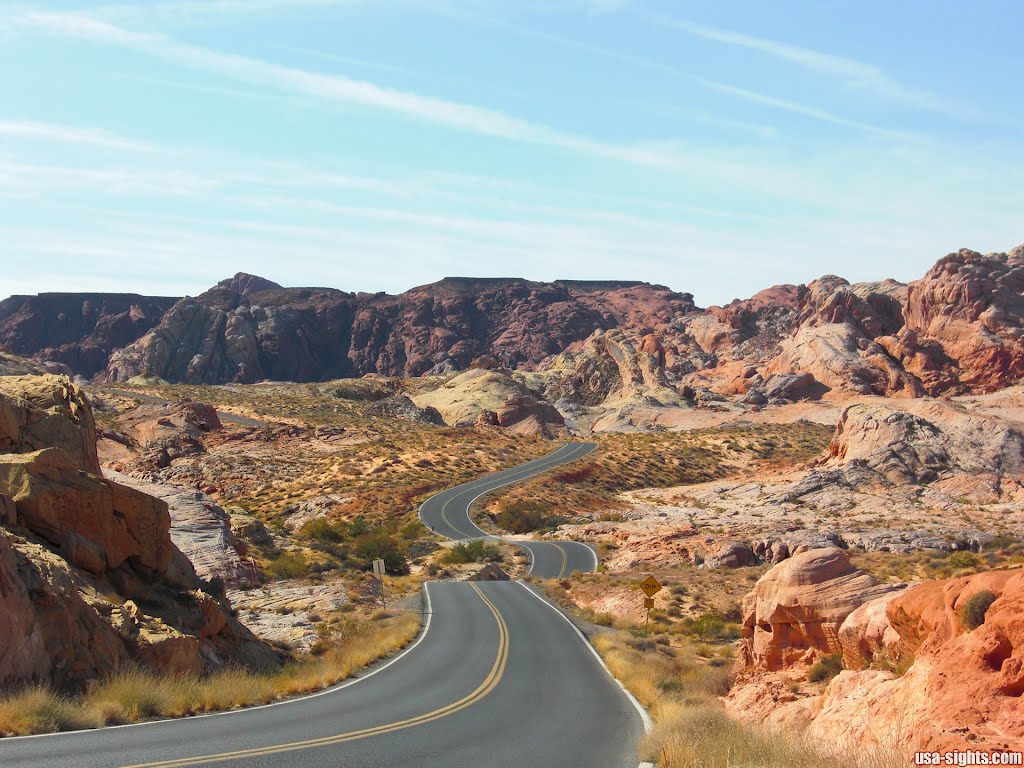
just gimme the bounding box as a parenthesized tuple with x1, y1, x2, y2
(0, 584, 435, 743)
(516, 581, 654, 737)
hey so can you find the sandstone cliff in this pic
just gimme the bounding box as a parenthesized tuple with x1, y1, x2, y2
(0, 375, 277, 691)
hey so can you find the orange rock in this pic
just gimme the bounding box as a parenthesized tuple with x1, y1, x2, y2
(737, 547, 900, 673)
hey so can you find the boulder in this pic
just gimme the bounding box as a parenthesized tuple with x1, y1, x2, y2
(737, 548, 901, 672)
(837, 588, 908, 670)
(468, 563, 510, 581)
(704, 540, 757, 568)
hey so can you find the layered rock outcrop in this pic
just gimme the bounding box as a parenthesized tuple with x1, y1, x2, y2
(106, 398, 223, 470)
(412, 367, 567, 436)
(818, 399, 1024, 502)
(729, 544, 1024, 753)
(882, 247, 1024, 395)
(0, 375, 277, 691)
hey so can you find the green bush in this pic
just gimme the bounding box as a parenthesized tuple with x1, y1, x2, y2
(346, 517, 372, 538)
(400, 520, 425, 540)
(264, 551, 311, 580)
(808, 654, 843, 683)
(440, 539, 503, 565)
(960, 589, 998, 630)
(493, 499, 554, 534)
(948, 551, 980, 569)
(353, 532, 411, 576)
(683, 612, 741, 643)
(299, 518, 346, 544)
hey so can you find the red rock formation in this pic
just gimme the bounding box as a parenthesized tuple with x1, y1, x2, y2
(98, 277, 696, 385)
(888, 247, 1024, 395)
(3, 244, 1023, 399)
(0, 375, 277, 691)
(736, 548, 901, 672)
(730, 553, 1024, 754)
(0, 293, 178, 377)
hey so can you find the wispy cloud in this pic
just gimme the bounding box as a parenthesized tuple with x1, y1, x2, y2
(9, 10, 799, 184)
(84, 0, 352, 27)
(657, 15, 946, 112)
(0, 119, 153, 151)
(423, 7, 907, 137)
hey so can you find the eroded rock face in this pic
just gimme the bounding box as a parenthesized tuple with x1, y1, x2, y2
(730, 554, 1024, 753)
(808, 569, 1024, 753)
(6, 245, 1024, 399)
(892, 248, 1024, 395)
(0, 375, 277, 691)
(0, 293, 178, 378)
(412, 367, 567, 436)
(106, 471, 257, 588)
(99, 276, 696, 385)
(108, 399, 222, 470)
(818, 399, 1024, 502)
(737, 548, 901, 672)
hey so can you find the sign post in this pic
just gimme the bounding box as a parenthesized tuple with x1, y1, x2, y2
(372, 558, 387, 609)
(639, 575, 662, 636)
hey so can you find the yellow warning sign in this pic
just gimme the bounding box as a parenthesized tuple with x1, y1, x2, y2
(644, 597, 655, 609)
(639, 575, 662, 598)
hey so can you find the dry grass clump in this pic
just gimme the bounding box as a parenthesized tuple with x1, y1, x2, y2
(0, 687, 95, 734)
(592, 630, 904, 768)
(0, 612, 419, 737)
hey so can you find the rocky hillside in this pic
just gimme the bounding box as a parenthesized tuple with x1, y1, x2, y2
(1, 244, 1021, 401)
(0, 293, 178, 378)
(0, 375, 278, 691)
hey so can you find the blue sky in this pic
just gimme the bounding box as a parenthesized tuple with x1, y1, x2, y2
(1, 1, 1021, 305)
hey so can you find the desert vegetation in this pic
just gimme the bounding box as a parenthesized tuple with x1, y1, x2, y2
(0, 611, 419, 736)
(569, 594, 904, 768)
(488, 421, 832, 519)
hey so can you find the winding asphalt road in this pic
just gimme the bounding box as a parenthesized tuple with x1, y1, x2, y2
(419, 441, 600, 578)
(0, 442, 647, 767)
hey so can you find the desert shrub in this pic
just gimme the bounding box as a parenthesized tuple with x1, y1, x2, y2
(352, 532, 410, 575)
(440, 539, 503, 565)
(550, 465, 595, 483)
(400, 520, 425, 540)
(494, 499, 554, 534)
(299, 518, 346, 544)
(808, 653, 843, 683)
(960, 589, 997, 630)
(264, 550, 311, 580)
(346, 516, 372, 538)
(947, 551, 980, 569)
(683, 612, 740, 643)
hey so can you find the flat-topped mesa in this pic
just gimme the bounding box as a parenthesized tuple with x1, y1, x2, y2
(0, 293, 180, 378)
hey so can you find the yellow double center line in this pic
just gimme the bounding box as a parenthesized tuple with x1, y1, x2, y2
(553, 543, 569, 578)
(121, 584, 509, 768)
(437, 443, 587, 539)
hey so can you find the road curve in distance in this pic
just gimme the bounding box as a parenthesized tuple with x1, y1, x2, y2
(418, 442, 599, 578)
